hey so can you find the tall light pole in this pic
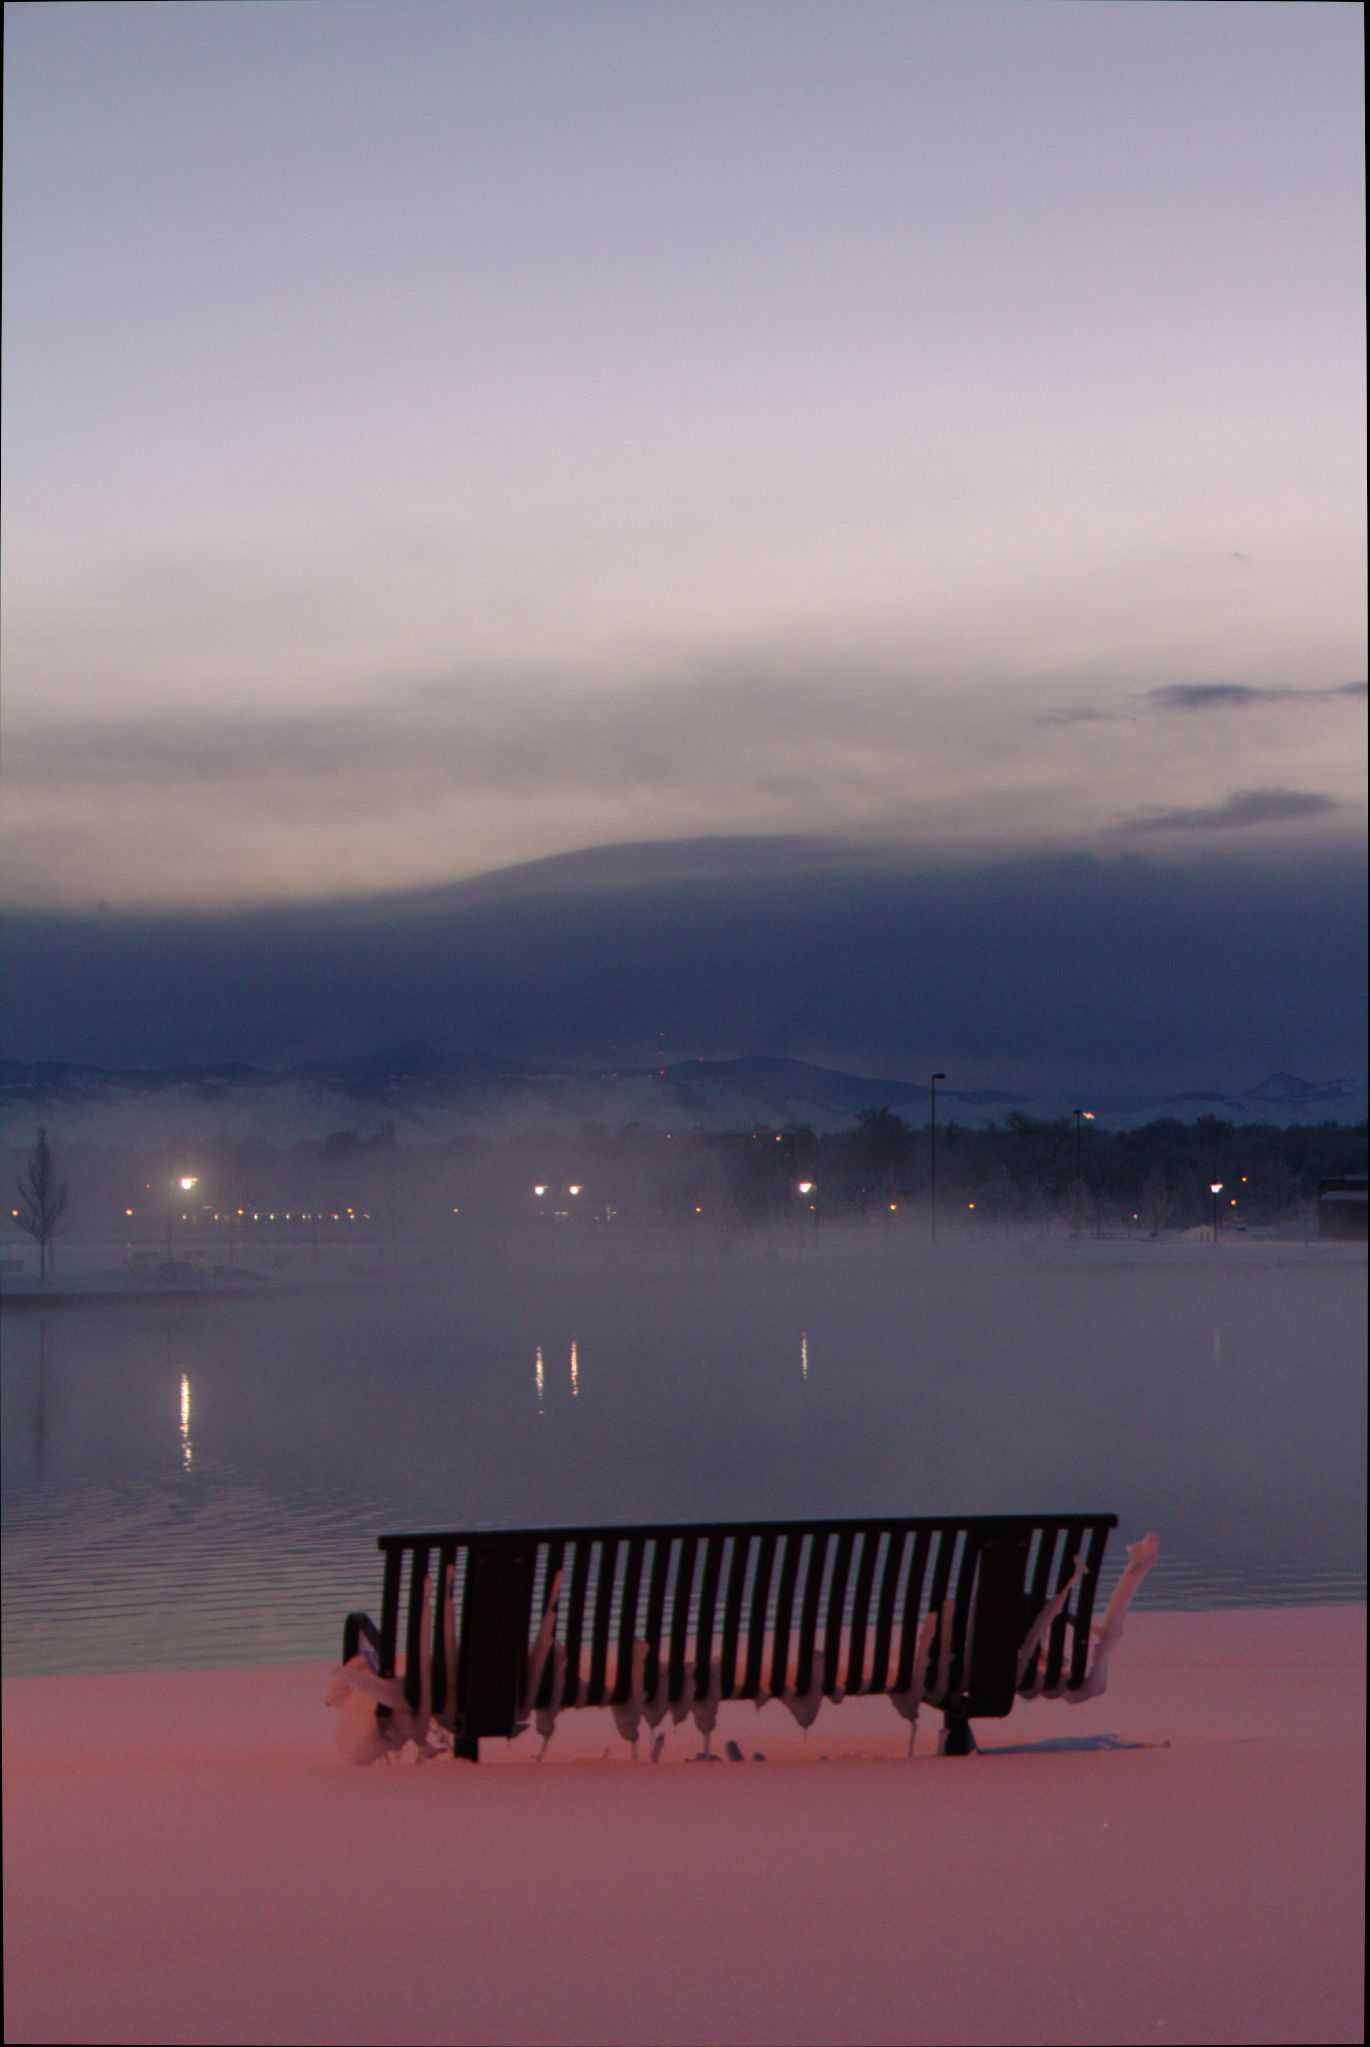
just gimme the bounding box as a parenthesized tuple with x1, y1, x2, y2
(1210, 1181, 1223, 1245)
(167, 1174, 197, 1269)
(1073, 1107, 1094, 1181)
(797, 1180, 819, 1247)
(930, 1074, 946, 1245)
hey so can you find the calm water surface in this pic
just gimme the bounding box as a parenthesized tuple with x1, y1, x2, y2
(2, 1235, 1364, 1675)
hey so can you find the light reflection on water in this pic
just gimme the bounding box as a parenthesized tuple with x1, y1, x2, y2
(1, 1240, 1364, 1677)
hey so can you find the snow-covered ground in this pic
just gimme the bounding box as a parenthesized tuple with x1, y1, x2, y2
(3, 1604, 1362, 2046)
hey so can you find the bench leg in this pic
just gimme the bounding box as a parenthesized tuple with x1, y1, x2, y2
(453, 1720, 480, 1763)
(939, 1706, 976, 1756)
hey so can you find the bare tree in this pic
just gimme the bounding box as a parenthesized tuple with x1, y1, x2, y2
(1141, 1166, 1173, 1239)
(16, 1128, 70, 1282)
(1063, 1176, 1094, 1238)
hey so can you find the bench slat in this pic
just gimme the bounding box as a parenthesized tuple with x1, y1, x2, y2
(535, 1539, 565, 1711)
(378, 1544, 403, 1704)
(612, 1537, 647, 1704)
(892, 1529, 932, 1693)
(668, 1535, 699, 1699)
(768, 1532, 804, 1697)
(926, 1527, 963, 1698)
(1071, 1523, 1111, 1688)
(430, 1540, 455, 1721)
(1019, 1522, 1061, 1691)
(404, 1540, 431, 1713)
(821, 1528, 855, 1696)
(694, 1532, 726, 1694)
(867, 1527, 906, 1694)
(562, 1540, 592, 1708)
(843, 1531, 876, 1686)
(793, 1527, 831, 1698)
(950, 1528, 982, 1697)
(844, 1527, 880, 1694)
(643, 1535, 672, 1702)
(719, 1532, 751, 1698)
(1043, 1521, 1086, 1692)
(588, 1537, 619, 1705)
(742, 1533, 777, 1699)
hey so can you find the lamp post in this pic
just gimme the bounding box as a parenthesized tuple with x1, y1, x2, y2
(1209, 1182, 1223, 1244)
(930, 1074, 946, 1245)
(1073, 1107, 1094, 1182)
(797, 1180, 818, 1245)
(167, 1175, 197, 1269)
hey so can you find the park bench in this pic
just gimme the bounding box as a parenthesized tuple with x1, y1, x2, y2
(348, 1506, 1114, 1760)
(342, 1512, 1117, 1760)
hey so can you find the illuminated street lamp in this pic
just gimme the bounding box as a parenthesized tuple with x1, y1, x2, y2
(167, 1174, 198, 1268)
(1210, 1182, 1223, 1243)
(796, 1179, 819, 1245)
(930, 1074, 946, 1245)
(1073, 1108, 1094, 1182)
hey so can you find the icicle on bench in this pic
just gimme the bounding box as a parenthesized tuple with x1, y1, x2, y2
(340, 1512, 1120, 1761)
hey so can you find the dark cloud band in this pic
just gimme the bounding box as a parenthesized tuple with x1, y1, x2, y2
(1143, 681, 1367, 714)
(1115, 788, 1339, 835)
(2, 840, 1365, 1098)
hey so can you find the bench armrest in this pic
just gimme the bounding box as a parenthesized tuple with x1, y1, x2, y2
(342, 1610, 384, 1665)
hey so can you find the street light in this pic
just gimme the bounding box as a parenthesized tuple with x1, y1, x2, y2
(930, 1074, 946, 1245)
(796, 1180, 819, 1244)
(1210, 1182, 1223, 1243)
(167, 1174, 198, 1268)
(1073, 1108, 1094, 1182)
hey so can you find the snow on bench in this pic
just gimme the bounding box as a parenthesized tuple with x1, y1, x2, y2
(334, 1514, 1153, 1764)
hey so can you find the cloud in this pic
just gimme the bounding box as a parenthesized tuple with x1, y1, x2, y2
(1037, 680, 1366, 725)
(0, 655, 1117, 907)
(1034, 706, 1132, 727)
(1115, 788, 1340, 835)
(2, 663, 944, 798)
(1143, 681, 1367, 714)
(4, 647, 1365, 913)
(2, 840, 1364, 1097)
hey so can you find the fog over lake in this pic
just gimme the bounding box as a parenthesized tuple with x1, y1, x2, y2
(2, 1232, 1363, 1677)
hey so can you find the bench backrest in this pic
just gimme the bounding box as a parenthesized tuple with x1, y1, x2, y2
(364, 1514, 1117, 1741)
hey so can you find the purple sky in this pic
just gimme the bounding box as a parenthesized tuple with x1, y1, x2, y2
(2, 0, 1365, 912)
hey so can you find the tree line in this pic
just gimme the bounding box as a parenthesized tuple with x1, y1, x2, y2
(8, 1109, 1366, 1254)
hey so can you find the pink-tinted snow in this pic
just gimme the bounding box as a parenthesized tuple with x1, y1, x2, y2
(3, 1605, 1363, 2046)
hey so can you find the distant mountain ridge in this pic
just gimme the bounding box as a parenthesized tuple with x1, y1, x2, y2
(0, 1054, 1363, 1147)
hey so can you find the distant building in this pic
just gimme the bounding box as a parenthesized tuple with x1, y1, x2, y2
(1318, 1175, 1368, 1240)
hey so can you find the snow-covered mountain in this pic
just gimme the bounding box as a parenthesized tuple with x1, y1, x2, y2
(0, 1055, 1363, 1147)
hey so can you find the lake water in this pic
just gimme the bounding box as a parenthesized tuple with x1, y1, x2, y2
(2, 1233, 1364, 1676)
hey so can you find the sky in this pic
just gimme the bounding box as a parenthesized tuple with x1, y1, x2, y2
(1, 2, 1365, 1085)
